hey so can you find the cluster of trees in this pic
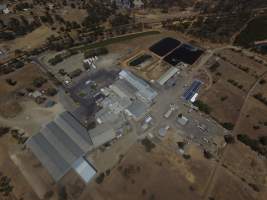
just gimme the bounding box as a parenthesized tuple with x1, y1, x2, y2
(253, 93, 267, 107)
(235, 15, 267, 48)
(141, 138, 156, 152)
(237, 134, 267, 157)
(218, 54, 250, 73)
(209, 62, 220, 72)
(143, 0, 194, 10)
(95, 169, 111, 184)
(15, 2, 33, 11)
(188, 12, 251, 43)
(227, 79, 244, 90)
(0, 127, 10, 137)
(0, 174, 13, 197)
(224, 134, 235, 144)
(193, 100, 212, 114)
(1, 59, 25, 75)
(0, 16, 41, 41)
(32, 77, 47, 88)
(10, 129, 28, 144)
(221, 122, 235, 130)
(84, 47, 108, 59)
(48, 49, 79, 65)
(6, 78, 17, 86)
(46, 34, 75, 51)
(49, 55, 63, 66)
(195, 0, 267, 14)
(110, 13, 131, 27)
(82, 1, 113, 30)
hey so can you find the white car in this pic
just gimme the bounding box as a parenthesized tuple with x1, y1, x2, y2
(85, 80, 92, 85)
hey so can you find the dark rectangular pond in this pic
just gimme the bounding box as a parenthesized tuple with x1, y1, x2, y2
(164, 44, 204, 66)
(149, 37, 181, 57)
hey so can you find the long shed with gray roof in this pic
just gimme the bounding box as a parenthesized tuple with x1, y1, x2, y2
(119, 70, 158, 103)
(26, 112, 94, 182)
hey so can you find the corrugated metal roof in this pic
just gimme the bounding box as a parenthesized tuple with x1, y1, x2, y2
(54, 115, 92, 153)
(27, 112, 93, 182)
(125, 99, 149, 120)
(90, 124, 116, 147)
(27, 133, 70, 181)
(73, 158, 96, 183)
(119, 70, 157, 102)
(111, 79, 137, 99)
(45, 122, 84, 161)
(0, 4, 7, 10)
(59, 112, 93, 145)
(157, 67, 179, 85)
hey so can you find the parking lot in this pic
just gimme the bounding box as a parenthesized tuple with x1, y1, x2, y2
(135, 69, 226, 155)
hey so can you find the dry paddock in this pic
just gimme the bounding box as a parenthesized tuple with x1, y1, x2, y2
(81, 143, 215, 200)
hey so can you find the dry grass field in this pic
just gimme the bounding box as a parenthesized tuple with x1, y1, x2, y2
(199, 48, 267, 126)
(0, 26, 56, 52)
(61, 8, 88, 23)
(234, 72, 267, 138)
(210, 143, 267, 200)
(0, 63, 43, 98)
(0, 135, 41, 200)
(0, 63, 45, 119)
(83, 142, 215, 200)
(200, 80, 245, 124)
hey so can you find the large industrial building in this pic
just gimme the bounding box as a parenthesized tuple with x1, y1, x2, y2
(26, 112, 116, 183)
(26, 70, 158, 182)
(119, 70, 158, 103)
(96, 70, 158, 122)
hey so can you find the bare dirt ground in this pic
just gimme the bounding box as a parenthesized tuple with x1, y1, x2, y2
(60, 8, 87, 23)
(0, 26, 56, 52)
(200, 80, 245, 124)
(0, 63, 63, 134)
(121, 50, 167, 81)
(0, 135, 41, 200)
(209, 142, 267, 200)
(82, 142, 215, 200)
(0, 100, 64, 135)
(199, 48, 267, 125)
(10, 151, 55, 200)
(0, 63, 45, 119)
(0, 63, 43, 97)
(234, 72, 267, 138)
(235, 96, 267, 138)
(221, 49, 267, 77)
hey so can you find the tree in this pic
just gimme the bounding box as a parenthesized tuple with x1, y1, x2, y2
(183, 154, 191, 159)
(237, 134, 262, 153)
(224, 135, 235, 144)
(221, 122, 234, 130)
(58, 186, 68, 200)
(141, 138, 155, 152)
(177, 141, 186, 149)
(6, 78, 17, 86)
(46, 88, 57, 96)
(203, 150, 213, 159)
(0, 127, 10, 137)
(32, 77, 47, 88)
(95, 173, 105, 184)
(259, 136, 267, 146)
(193, 100, 212, 114)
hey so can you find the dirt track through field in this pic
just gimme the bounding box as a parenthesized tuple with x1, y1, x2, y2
(201, 51, 267, 200)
